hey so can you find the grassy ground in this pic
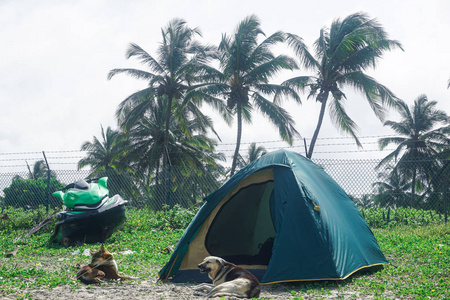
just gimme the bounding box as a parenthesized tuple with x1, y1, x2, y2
(0, 207, 449, 299)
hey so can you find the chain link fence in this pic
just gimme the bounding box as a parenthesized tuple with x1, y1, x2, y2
(1, 158, 449, 221)
(0, 167, 223, 211)
(318, 158, 449, 213)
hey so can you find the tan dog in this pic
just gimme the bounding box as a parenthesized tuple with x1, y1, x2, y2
(192, 256, 261, 298)
(77, 245, 132, 284)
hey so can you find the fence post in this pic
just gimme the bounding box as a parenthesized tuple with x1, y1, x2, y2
(42, 151, 51, 213)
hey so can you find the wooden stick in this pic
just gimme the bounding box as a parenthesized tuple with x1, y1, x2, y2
(13, 212, 58, 243)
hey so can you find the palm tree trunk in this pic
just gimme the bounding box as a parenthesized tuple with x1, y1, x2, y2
(411, 169, 416, 208)
(164, 95, 174, 167)
(230, 102, 243, 176)
(307, 94, 328, 159)
(163, 95, 173, 207)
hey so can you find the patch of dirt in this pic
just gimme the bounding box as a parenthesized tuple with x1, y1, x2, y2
(1, 278, 389, 300)
(1, 254, 396, 300)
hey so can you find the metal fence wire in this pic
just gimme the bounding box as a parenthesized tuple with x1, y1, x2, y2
(0, 158, 449, 219)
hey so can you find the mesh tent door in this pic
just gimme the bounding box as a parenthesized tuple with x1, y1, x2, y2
(205, 180, 275, 265)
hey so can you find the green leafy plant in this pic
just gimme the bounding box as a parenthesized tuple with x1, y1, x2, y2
(359, 207, 444, 228)
(2, 178, 65, 209)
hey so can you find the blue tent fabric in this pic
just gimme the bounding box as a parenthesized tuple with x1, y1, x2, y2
(159, 150, 388, 284)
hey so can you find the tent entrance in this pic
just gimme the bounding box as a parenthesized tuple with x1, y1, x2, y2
(205, 180, 275, 266)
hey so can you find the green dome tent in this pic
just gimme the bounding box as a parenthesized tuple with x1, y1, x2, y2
(159, 149, 387, 284)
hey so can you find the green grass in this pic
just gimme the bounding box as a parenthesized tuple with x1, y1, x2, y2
(1, 206, 449, 299)
(355, 225, 450, 299)
(360, 207, 446, 228)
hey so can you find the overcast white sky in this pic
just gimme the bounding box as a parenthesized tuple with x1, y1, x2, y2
(0, 0, 449, 171)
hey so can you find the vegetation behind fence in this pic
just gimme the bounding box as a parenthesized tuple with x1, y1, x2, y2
(1, 157, 449, 223)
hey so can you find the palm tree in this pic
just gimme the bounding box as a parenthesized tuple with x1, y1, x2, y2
(233, 142, 267, 172)
(247, 142, 267, 163)
(378, 95, 450, 207)
(428, 150, 450, 214)
(77, 125, 132, 196)
(108, 18, 219, 171)
(123, 96, 225, 207)
(284, 12, 403, 158)
(354, 194, 373, 209)
(120, 96, 222, 173)
(27, 160, 56, 179)
(78, 125, 127, 175)
(373, 165, 411, 208)
(195, 15, 300, 176)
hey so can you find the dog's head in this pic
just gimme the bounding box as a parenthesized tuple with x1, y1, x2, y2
(197, 256, 226, 275)
(90, 244, 114, 267)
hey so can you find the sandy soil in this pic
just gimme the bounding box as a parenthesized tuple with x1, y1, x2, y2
(1, 277, 393, 300)
(1, 252, 397, 300)
(0, 249, 403, 299)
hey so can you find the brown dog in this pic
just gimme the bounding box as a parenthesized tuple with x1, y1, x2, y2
(76, 245, 132, 284)
(192, 256, 261, 298)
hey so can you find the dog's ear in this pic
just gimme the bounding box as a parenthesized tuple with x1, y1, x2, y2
(100, 244, 105, 253)
(218, 257, 226, 267)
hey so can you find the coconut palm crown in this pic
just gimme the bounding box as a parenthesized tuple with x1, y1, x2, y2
(78, 125, 127, 176)
(108, 18, 219, 169)
(378, 95, 449, 166)
(283, 12, 403, 158)
(194, 15, 300, 175)
(377, 95, 449, 206)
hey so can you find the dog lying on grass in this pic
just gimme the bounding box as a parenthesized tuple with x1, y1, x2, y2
(77, 244, 132, 284)
(192, 256, 261, 298)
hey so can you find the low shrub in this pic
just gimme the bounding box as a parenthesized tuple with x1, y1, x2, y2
(359, 207, 445, 228)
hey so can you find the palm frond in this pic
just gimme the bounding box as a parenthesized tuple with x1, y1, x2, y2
(239, 102, 253, 124)
(339, 71, 399, 119)
(274, 85, 302, 104)
(107, 68, 156, 81)
(378, 136, 407, 150)
(327, 13, 402, 71)
(281, 76, 315, 92)
(247, 143, 267, 163)
(378, 94, 450, 174)
(384, 120, 412, 136)
(328, 97, 361, 147)
(314, 28, 329, 62)
(376, 142, 405, 169)
(252, 93, 300, 144)
(115, 88, 155, 125)
(249, 31, 285, 66)
(125, 43, 164, 74)
(285, 33, 319, 70)
(246, 55, 297, 84)
(422, 125, 450, 145)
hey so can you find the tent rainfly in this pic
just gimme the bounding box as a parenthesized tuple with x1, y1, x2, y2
(159, 149, 388, 284)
